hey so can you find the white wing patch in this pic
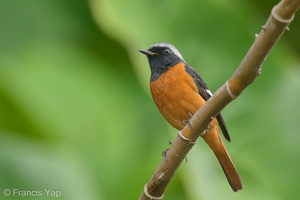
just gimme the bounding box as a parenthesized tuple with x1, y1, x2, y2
(206, 89, 213, 97)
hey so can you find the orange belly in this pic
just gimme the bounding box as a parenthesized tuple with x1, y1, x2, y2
(150, 63, 206, 130)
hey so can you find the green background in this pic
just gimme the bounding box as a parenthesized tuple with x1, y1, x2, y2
(1, 0, 300, 199)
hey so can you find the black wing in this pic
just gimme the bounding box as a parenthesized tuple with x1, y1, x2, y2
(185, 65, 231, 142)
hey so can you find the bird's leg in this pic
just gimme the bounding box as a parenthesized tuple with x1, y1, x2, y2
(182, 112, 193, 129)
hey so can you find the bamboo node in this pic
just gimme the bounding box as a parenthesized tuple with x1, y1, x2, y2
(226, 81, 238, 99)
(271, 5, 295, 24)
(143, 184, 164, 200)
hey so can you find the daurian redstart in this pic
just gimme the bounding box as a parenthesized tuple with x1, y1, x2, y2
(139, 42, 242, 191)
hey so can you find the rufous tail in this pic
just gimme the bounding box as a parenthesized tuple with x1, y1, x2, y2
(202, 121, 243, 192)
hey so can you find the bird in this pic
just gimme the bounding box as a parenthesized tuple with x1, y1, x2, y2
(139, 42, 242, 192)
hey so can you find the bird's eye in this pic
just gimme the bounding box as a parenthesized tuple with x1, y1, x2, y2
(163, 49, 171, 54)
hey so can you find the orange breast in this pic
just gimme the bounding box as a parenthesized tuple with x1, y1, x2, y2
(150, 62, 206, 130)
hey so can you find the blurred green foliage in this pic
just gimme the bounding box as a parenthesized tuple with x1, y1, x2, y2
(0, 0, 300, 199)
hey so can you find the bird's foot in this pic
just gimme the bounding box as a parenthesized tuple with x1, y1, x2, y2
(162, 141, 188, 163)
(182, 112, 193, 129)
(162, 141, 172, 161)
(200, 123, 211, 136)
